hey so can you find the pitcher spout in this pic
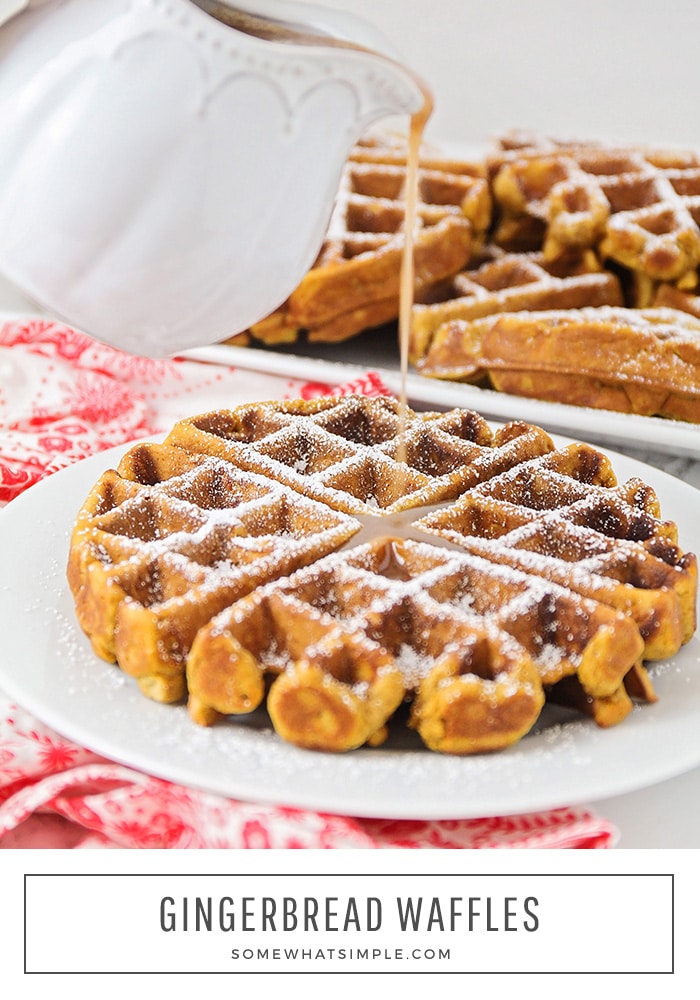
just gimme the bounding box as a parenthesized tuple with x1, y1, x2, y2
(191, 0, 430, 122)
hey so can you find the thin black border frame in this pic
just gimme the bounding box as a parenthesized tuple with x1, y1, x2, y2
(23, 872, 675, 975)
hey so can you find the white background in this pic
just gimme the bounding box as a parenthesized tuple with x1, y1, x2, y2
(318, 0, 700, 149)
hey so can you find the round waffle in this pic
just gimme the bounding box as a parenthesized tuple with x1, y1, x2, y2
(67, 396, 697, 754)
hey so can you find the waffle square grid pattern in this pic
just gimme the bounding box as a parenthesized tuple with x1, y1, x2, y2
(67, 396, 697, 755)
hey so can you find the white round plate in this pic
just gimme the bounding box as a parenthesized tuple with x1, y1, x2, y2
(1, 439, 699, 819)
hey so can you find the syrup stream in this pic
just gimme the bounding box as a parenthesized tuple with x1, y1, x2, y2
(397, 93, 433, 464)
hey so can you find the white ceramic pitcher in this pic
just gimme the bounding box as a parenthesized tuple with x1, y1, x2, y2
(0, 0, 426, 354)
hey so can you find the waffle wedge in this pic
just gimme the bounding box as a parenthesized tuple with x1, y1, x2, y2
(67, 443, 360, 702)
(416, 441, 697, 725)
(163, 394, 555, 514)
(489, 131, 700, 287)
(409, 245, 623, 364)
(188, 539, 552, 752)
(415, 305, 700, 422)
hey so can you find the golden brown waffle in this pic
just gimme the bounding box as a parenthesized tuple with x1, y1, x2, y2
(238, 135, 490, 345)
(188, 539, 553, 752)
(67, 443, 360, 702)
(488, 131, 700, 287)
(163, 394, 554, 514)
(222, 128, 700, 412)
(653, 281, 700, 318)
(186, 530, 650, 750)
(408, 245, 624, 364)
(415, 442, 698, 726)
(414, 305, 700, 422)
(403, 132, 700, 418)
(67, 396, 697, 755)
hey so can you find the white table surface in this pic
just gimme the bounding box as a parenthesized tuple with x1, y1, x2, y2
(1, 272, 699, 848)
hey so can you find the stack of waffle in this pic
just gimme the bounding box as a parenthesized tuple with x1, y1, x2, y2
(234, 132, 490, 345)
(67, 396, 697, 755)
(233, 129, 700, 422)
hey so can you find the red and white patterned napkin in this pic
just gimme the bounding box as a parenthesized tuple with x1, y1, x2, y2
(0, 316, 388, 504)
(0, 317, 618, 849)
